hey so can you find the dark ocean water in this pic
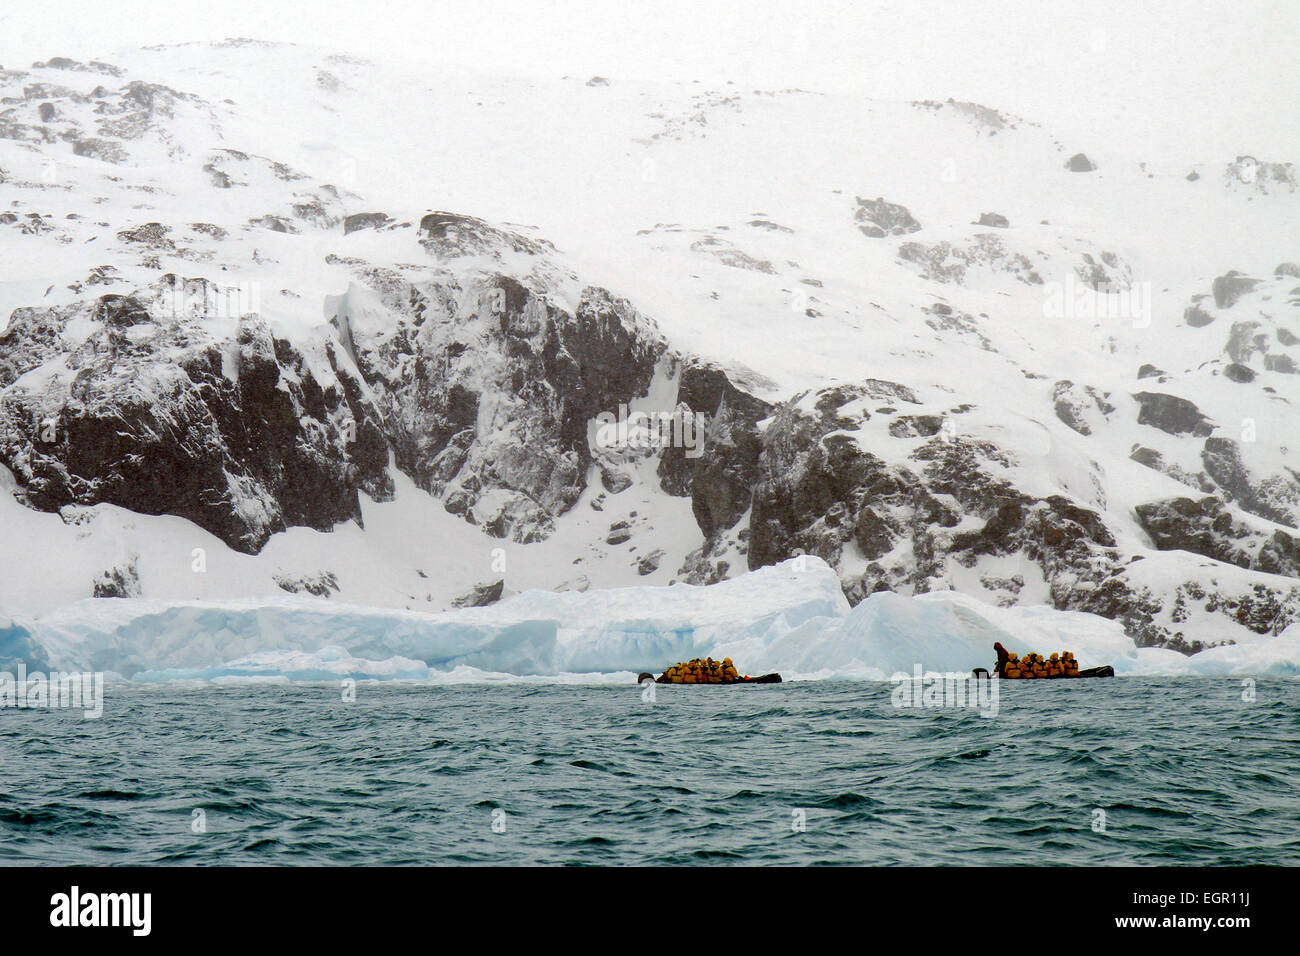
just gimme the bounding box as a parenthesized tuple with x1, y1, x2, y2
(1, 678, 1297, 865)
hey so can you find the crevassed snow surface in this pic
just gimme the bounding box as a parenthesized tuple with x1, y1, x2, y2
(3, 558, 1297, 683)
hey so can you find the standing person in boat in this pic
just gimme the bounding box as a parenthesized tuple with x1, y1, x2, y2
(992, 642, 1011, 678)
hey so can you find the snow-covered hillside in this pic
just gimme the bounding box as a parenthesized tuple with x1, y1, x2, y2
(2, 39, 1299, 657)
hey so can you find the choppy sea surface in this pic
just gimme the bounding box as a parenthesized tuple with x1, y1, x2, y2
(1, 678, 1297, 865)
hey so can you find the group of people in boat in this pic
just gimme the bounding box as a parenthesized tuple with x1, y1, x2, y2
(992, 642, 1080, 679)
(650, 643, 1099, 686)
(658, 657, 743, 683)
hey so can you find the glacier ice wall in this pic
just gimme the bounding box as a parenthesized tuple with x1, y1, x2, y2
(3, 557, 1298, 682)
(16, 557, 850, 681)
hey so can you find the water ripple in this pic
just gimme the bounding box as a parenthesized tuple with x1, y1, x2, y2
(0, 678, 1296, 864)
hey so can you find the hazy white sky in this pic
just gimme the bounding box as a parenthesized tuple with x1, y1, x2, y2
(2, 0, 1297, 154)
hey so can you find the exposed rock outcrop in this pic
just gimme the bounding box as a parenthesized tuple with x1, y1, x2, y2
(1136, 496, 1300, 576)
(274, 570, 341, 597)
(344, 261, 666, 543)
(93, 556, 141, 598)
(1212, 271, 1261, 309)
(343, 212, 392, 235)
(1133, 392, 1213, 437)
(450, 579, 504, 607)
(855, 196, 921, 238)
(0, 277, 393, 553)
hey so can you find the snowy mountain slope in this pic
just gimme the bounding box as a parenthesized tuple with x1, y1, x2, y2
(1, 40, 1299, 655)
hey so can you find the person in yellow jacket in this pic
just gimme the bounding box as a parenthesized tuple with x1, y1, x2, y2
(1063, 651, 1079, 677)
